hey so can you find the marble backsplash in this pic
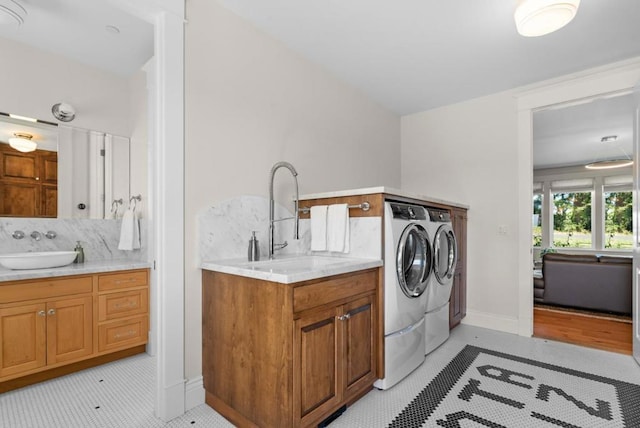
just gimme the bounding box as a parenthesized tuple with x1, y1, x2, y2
(198, 195, 381, 263)
(0, 218, 147, 262)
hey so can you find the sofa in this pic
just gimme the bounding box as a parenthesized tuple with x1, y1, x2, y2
(534, 252, 632, 315)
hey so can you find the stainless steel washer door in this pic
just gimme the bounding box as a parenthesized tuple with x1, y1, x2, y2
(433, 224, 457, 285)
(396, 224, 432, 297)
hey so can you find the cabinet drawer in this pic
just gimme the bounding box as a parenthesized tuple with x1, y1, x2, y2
(293, 270, 377, 313)
(98, 289, 148, 322)
(0, 276, 92, 303)
(98, 270, 148, 292)
(98, 315, 148, 352)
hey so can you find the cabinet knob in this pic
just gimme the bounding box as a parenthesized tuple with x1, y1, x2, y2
(38, 310, 46, 317)
(48, 309, 56, 316)
(338, 313, 351, 321)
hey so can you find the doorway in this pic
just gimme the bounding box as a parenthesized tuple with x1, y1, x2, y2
(516, 61, 640, 357)
(531, 93, 634, 354)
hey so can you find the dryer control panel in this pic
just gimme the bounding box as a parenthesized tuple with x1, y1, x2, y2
(428, 208, 451, 223)
(390, 202, 427, 220)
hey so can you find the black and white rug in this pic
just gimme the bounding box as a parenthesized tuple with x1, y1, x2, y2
(389, 345, 640, 427)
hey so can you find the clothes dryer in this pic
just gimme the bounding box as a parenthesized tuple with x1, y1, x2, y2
(424, 208, 457, 355)
(374, 202, 432, 390)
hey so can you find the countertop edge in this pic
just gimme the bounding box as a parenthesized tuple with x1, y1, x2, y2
(0, 260, 152, 282)
(201, 258, 383, 284)
(298, 186, 469, 210)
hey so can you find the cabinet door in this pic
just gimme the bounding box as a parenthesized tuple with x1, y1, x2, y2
(342, 294, 377, 400)
(46, 296, 93, 365)
(0, 182, 39, 216)
(294, 306, 342, 426)
(0, 303, 47, 377)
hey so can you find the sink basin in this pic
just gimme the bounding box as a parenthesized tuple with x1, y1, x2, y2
(0, 251, 78, 270)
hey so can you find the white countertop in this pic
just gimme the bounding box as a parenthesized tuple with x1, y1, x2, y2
(202, 254, 382, 284)
(0, 260, 152, 282)
(298, 186, 469, 209)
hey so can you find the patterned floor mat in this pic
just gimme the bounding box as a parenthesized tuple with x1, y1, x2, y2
(388, 345, 640, 427)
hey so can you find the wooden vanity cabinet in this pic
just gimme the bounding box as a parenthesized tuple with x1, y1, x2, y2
(203, 268, 379, 428)
(0, 269, 149, 391)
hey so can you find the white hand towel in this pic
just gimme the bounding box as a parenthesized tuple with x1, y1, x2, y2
(327, 204, 350, 253)
(310, 205, 328, 251)
(118, 208, 141, 251)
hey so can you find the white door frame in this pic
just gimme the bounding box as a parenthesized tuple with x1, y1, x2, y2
(107, 0, 185, 421)
(516, 57, 640, 338)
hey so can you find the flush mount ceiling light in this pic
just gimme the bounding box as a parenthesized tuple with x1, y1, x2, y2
(51, 102, 75, 122)
(8, 133, 36, 153)
(515, 0, 580, 37)
(0, 0, 27, 26)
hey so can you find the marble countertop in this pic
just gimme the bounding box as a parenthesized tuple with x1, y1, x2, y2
(202, 254, 382, 284)
(0, 260, 152, 282)
(298, 186, 469, 209)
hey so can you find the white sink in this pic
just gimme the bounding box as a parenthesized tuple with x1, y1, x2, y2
(0, 251, 78, 270)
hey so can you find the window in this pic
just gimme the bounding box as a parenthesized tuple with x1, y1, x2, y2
(532, 193, 542, 247)
(604, 191, 632, 249)
(552, 191, 592, 248)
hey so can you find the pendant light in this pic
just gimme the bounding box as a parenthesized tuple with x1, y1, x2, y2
(8, 132, 36, 153)
(515, 0, 580, 37)
(584, 135, 633, 170)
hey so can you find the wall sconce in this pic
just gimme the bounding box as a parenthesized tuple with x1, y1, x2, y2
(8, 132, 37, 153)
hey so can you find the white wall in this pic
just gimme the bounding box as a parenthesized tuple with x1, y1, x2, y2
(402, 91, 521, 332)
(0, 37, 132, 136)
(184, 0, 400, 381)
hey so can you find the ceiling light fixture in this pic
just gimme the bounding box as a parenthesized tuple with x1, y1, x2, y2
(8, 132, 36, 153)
(585, 135, 631, 170)
(51, 102, 76, 122)
(515, 0, 580, 37)
(0, 0, 27, 26)
(105, 25, 120, 35)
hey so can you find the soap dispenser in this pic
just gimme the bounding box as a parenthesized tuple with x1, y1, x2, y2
(74, 241, 85, 264)
(248, 231, 260, 262)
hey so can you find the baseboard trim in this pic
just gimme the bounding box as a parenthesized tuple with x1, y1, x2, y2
(185, 376, 205, 411)
(461, 310, 519, 334)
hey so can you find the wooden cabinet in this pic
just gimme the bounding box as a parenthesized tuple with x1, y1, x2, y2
(0, 269, 149, 391)
(294, 294, 376, 426)
(0, 145, 58, 218)
(450, 207, 467, 328)
(203, 268, 379, 428)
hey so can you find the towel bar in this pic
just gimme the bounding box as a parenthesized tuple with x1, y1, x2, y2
(298, 201, 370, 214)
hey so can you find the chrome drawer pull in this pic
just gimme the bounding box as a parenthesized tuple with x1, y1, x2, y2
(114, 330, 136, 339)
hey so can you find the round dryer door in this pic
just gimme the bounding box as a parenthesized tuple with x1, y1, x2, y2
(433, 224, 457, 284)
(396, 224, 432, 297)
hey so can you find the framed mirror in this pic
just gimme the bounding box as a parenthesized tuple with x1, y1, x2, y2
(0, 113, 130, 219)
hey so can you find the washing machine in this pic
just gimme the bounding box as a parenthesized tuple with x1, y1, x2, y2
(424, 208, 457, 355)
(374, 202, 432, 390)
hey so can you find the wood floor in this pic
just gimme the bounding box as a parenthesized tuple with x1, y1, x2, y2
(533, 306, 632, 355)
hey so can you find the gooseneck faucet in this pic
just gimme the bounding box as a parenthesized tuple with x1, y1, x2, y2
(269, 161, 299, 259)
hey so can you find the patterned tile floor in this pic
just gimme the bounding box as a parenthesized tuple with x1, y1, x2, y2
(1, 325, 639, 427)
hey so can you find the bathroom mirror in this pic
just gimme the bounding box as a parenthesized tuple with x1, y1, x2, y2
(0, 114, 130, 219)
